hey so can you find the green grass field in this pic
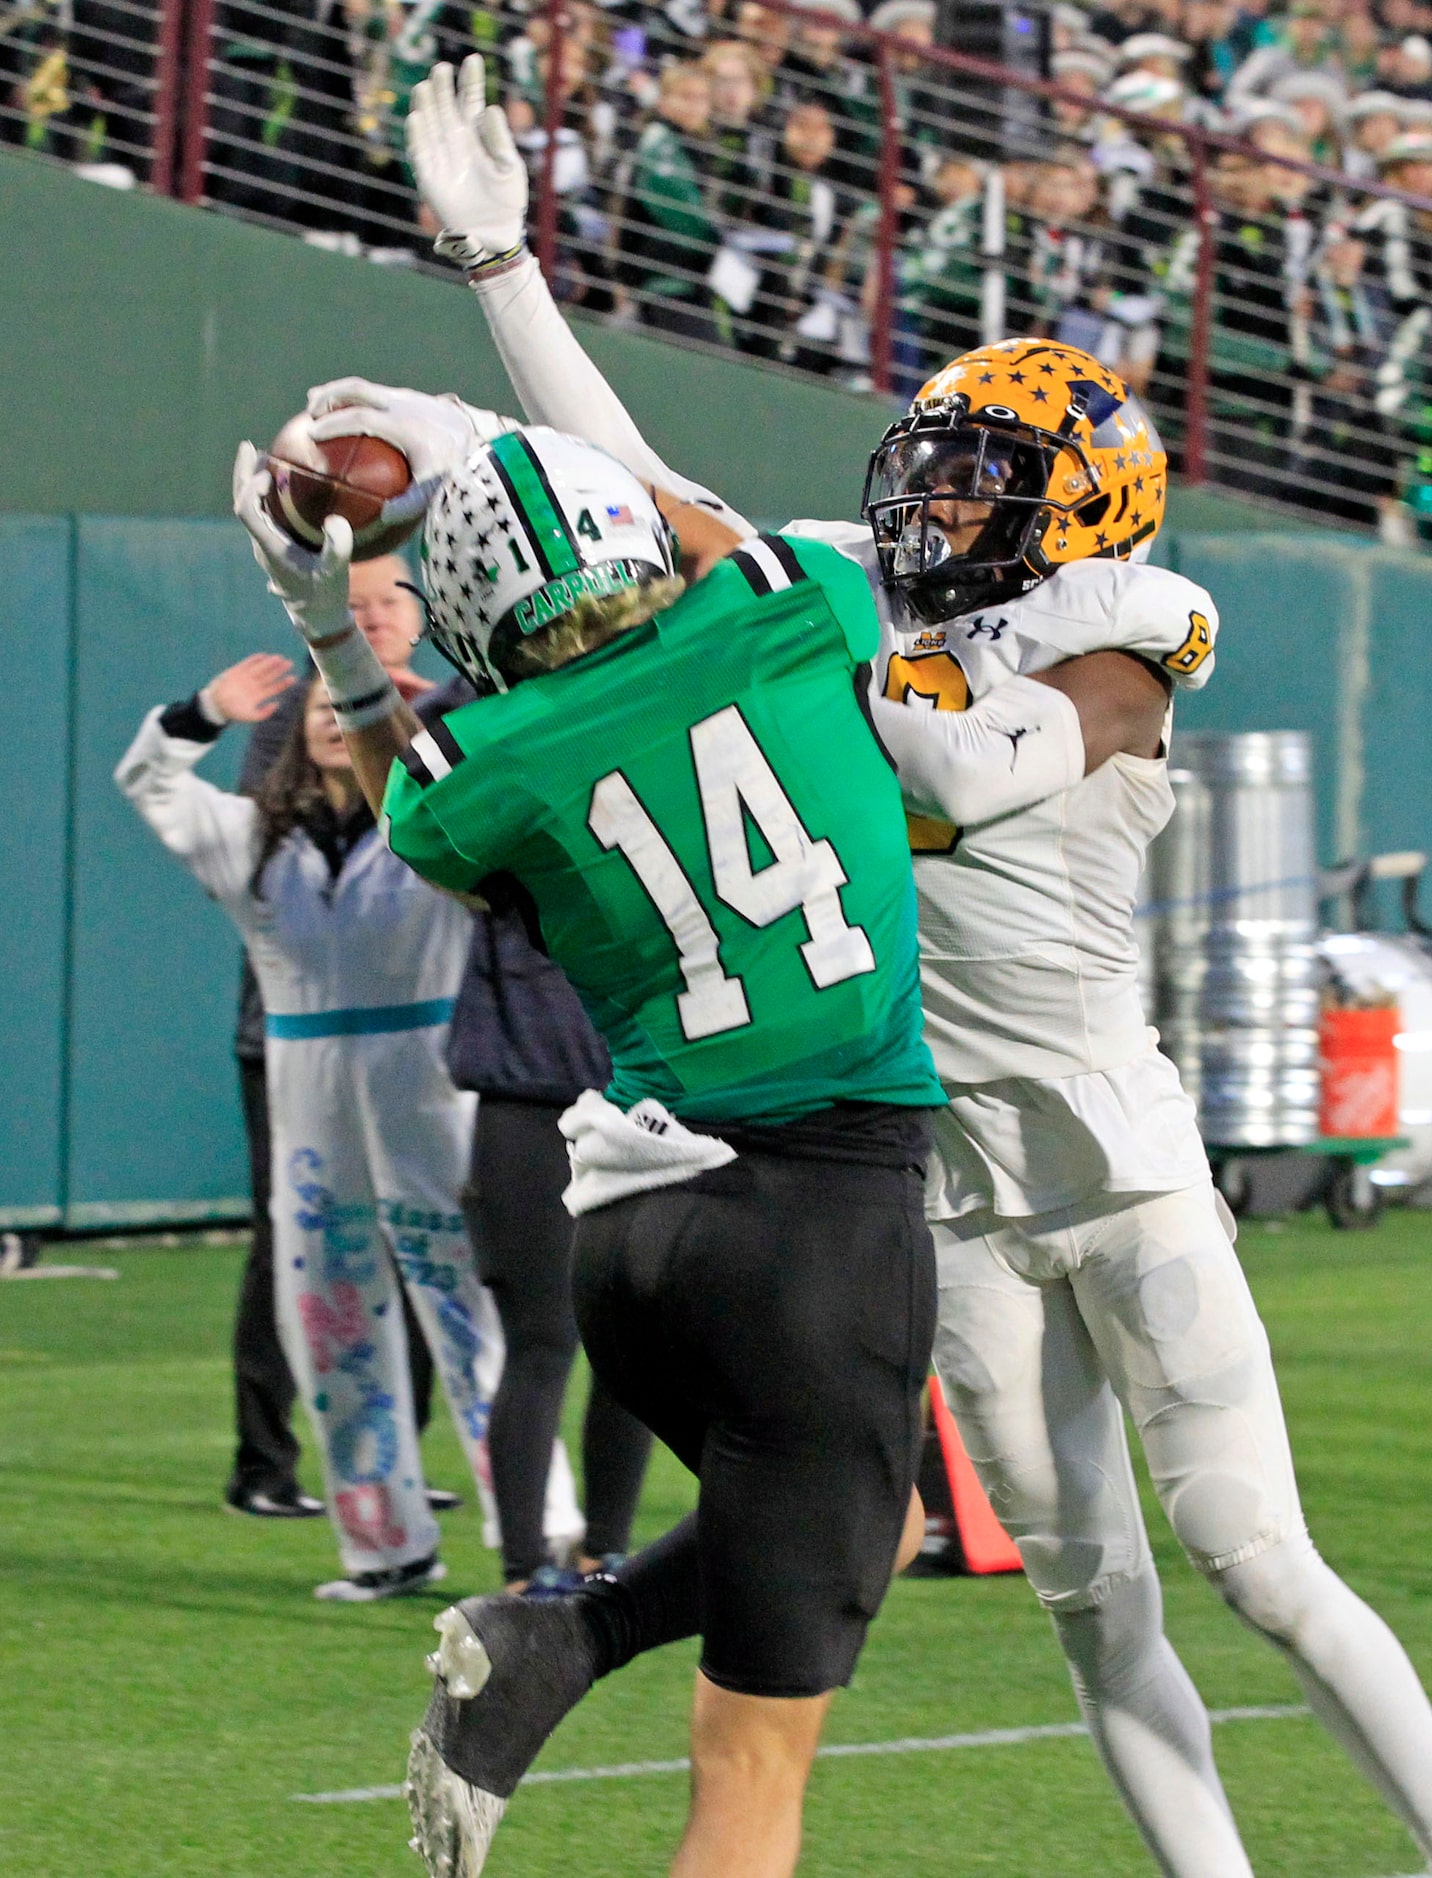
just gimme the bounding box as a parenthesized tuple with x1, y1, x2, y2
(3, 1213, 1431, 1877)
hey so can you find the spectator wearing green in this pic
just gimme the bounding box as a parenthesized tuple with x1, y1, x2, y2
(617, 61, 721, 345)
(905, 154, 985, 369)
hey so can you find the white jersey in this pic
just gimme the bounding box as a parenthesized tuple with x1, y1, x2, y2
(785, 524, 1219, 1215)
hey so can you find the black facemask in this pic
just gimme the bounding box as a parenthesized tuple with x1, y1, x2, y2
(863, 417, 1059, 621)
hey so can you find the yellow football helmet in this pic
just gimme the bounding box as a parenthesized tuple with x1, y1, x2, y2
(862, 338, 1168, 623)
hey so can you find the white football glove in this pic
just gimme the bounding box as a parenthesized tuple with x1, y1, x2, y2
(232, 441, 355, 644)
(306, 377, 517, 481)
(406, 55, 528, 268)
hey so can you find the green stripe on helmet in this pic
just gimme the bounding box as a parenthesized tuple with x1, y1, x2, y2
(489, 432, 581, 580)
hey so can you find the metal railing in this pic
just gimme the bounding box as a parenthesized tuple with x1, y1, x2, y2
(10, 0, 1432, 533)
(1, 0, 182, 184)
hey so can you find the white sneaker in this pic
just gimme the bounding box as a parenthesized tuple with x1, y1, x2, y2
(315, 1553, 447, 1602)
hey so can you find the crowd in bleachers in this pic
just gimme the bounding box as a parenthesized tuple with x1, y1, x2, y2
(7, 0, 1432, 530)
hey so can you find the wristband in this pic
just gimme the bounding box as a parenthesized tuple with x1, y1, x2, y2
(309, 627, 401, 730)
(464, 242, 530, 287)
(159, 694, 226, 744)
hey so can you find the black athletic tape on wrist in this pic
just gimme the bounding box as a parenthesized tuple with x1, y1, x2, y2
(332, 683, 399, 725)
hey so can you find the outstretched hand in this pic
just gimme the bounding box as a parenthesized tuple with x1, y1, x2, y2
(305, 379, 513, 484)
(406, 56, 529, 268)
(208, 653, 297, 723)
(232, 440, 355, 643)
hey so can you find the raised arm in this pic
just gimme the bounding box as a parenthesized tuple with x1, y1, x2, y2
(114, 654, 293, 904)
(308, 58, 754, 541)
(232, 447, 421, 820)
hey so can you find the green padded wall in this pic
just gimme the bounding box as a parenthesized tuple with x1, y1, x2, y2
(0, 518, 73, 1226)
(1360, 552, 1432, 863)
(1162, 535, 1360, 862)
(1163, 533, 1432, 871)
(64, 519, 280, 1225)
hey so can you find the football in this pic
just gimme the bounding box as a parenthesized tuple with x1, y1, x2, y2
(263, 411, 417, 561)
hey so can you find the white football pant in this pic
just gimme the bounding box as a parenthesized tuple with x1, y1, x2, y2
(932, 1180, 1432, 1875)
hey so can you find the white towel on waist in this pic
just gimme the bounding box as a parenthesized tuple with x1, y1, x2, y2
(559, 1090, 737, 1216)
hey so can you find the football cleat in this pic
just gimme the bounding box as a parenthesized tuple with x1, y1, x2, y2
(405, 1728, 507, 1878)
(406, 1592, 602, 1873)
(225, 1486, 326, 1519)
(519, 1564, 587, 1600)
(315, 1553, 447, 1603)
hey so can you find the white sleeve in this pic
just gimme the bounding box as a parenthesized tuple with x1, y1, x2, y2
(115, 708, 259, 910)
(781, 518, 873, 557)
(471, 254, 757, 538)
(870, 673, 1085, 828)
(1110, 566, 1219, 690)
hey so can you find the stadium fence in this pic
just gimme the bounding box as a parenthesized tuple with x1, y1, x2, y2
(7, 0, 1432, 532)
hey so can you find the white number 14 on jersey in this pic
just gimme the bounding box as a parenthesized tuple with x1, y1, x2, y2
(588, 705, 875, 1041)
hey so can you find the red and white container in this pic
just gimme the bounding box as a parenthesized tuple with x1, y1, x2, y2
(1318, 1005, 1401, 1140)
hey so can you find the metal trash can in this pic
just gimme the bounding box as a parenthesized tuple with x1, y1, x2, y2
(1150, 732, 1321, 1147)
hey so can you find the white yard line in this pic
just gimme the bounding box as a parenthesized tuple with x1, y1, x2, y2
(291, 1701, 1309, 1804)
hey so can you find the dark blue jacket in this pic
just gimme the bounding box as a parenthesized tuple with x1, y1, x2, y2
(423, 676, 610, 1105)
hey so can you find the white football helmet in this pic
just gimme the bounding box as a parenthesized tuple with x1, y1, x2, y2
(422, 427, 676, 690)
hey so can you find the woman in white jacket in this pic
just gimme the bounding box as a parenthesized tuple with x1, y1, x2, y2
(117, 653, 510, 1601)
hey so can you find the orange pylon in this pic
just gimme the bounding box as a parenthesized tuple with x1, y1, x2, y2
(927, 1372, 1023, 1576)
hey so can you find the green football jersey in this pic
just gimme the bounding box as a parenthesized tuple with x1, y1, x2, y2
(384, 533, 943, 1124)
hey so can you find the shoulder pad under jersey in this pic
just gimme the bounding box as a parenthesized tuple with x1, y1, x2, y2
(781, 517, 874, 563)
(1000, 561, 1218, 690)
(782, 517, 890, 617)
